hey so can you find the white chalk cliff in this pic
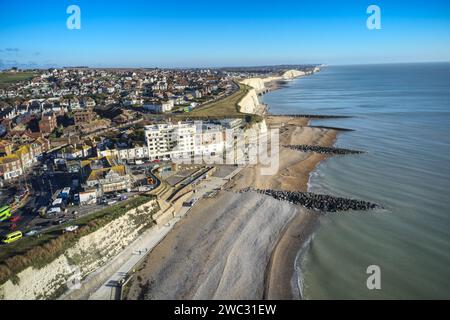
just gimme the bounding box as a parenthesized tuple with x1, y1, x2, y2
(238, 88, 261, 114)
(238, 69, 306, 115)
(282, 69, 306, 79)
(0, 200, 158, 300)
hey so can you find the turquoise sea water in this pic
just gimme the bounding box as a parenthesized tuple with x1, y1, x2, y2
(262, 63, 450, 299)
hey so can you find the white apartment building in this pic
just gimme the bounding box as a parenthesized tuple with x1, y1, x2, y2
(145, 122, 196, 160)
(96, 146, 149, 161)
(162, 100, 174, 111)
(144, 121, 227, 163)
(143, 100, 174, 113)
(117, 146, 149, 160)
(194, 122, 225, 161)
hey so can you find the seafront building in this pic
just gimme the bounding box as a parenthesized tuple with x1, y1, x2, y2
(145, 121, 237, 163)
(144, 122, 196, 160)
(143, 119, 261, 164)
(194, 122, 225, 162)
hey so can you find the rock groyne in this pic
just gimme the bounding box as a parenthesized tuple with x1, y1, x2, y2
(309, 125, 355, 132)
(284, 144, 365, 155)
(272, 114, 352, 119)
(241, 188, 380, 212)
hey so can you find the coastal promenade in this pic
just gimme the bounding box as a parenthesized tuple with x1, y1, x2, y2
(69, 70, 330, 300)
(74, 167, 243, 300)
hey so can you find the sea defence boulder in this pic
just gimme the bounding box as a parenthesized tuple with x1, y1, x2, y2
(273, 114, 352, 119)
(241, 188, 380, 212)
(284, 144, 365, 155)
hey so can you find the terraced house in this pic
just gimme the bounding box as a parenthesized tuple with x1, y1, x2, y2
(0, 154, 23, 180)
(0, 137, 50, 181)
(56, 144, 92, 160)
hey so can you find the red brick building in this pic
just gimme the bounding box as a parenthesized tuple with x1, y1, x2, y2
(39, 113, 57, 134)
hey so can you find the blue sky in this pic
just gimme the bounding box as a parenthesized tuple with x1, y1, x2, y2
(1, 0, 449, 68)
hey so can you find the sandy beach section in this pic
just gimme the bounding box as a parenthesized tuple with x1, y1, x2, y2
(234, 116, 337, 299)
(125, 115, 338, 299)
(265, 208, 319, 299)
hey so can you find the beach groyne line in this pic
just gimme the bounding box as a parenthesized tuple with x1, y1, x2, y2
(309, 125, 355, 132)
(284, 144, 365, 155)
(241, 188, 380, 212)
(271, 114, 352, 119)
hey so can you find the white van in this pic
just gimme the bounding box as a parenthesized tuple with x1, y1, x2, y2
(47, 207, 61, 214)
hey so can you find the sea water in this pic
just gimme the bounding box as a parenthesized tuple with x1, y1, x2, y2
(262, 63, 450, 299)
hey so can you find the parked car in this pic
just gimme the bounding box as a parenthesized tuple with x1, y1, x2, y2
(47, 207, 62, 214)
(53, 219, 67, 225)
(10, 216, 21, 223)
(24, 230, 39, 237)
(64, 225, 78, 233)
(182, 199, 197, 207)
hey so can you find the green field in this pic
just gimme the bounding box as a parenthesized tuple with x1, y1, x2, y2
(172, 82, 255, 120)
(0, 72, 37, 88)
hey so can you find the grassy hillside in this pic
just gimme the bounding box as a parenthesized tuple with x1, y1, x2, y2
(0, 72, 37, 88)
(172, 82, 253, 120)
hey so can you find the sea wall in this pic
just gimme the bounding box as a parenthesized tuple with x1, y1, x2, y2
(0, 199, 158, 300)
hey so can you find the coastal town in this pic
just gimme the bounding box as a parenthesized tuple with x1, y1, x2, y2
(1, 0, 447, 308)
(0, 65, 332, 299)
(0, 67, 240, 228)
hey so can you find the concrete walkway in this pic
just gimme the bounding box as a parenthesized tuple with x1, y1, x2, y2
(84, 166, 242, 300)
